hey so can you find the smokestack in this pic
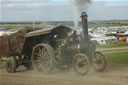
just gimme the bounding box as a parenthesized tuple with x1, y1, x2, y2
(81, 12, 88, 40)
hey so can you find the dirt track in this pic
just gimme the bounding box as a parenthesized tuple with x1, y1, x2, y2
(0, 64, 128, 85)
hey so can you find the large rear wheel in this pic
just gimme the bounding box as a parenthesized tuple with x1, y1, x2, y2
(72, 53, 89, 75)
(31, 43, 54, 74)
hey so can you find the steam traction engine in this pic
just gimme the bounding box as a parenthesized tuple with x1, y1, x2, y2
(2, 12, 107, 75)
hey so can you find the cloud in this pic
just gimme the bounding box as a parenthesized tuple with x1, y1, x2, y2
(1, 0, 128, 21)
(1, 0, 69, 8)
(2, 0, 51, 1)
(1, 0, 72, 21)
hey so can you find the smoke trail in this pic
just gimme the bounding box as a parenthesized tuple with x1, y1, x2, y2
(39, 19, 52, 29)
(74, 0, 91, 13)
(72, 0, 91, 28)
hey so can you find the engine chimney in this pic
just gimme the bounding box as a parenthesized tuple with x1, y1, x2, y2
(81, 12, 88, 40)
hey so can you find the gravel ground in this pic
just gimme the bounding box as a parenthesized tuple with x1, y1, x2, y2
(0, 64, 128, 85)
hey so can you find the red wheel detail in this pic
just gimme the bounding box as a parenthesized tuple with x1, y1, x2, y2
(6, 57, 17, 73)
(7, 62, 11, 71)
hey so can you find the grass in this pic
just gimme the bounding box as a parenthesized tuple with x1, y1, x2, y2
(88, 23, 128, 28)
(105, 52, 128, 64)
(1, 23, 128, 28)
(97, 42, 128, 48)
(0, 24, 40, 29)
(98, 42, 128, 64)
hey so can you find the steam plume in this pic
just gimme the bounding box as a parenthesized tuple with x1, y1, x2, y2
(72, 0, 91, 28)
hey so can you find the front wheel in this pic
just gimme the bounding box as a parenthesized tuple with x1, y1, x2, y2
(72, 53, 89, 75)
(6, 57, 17, 73)
(91, 51, 108, 72)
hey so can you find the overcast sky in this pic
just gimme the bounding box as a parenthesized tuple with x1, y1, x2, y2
(0, 0, 128, 22)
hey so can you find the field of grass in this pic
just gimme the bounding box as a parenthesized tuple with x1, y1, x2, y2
(1, 23, 128, 29)
(88, 23, 128, 28)
(97, 42, 128, 48)
(98, 42, 128, 64)
(105, 52, 128, 64)
(0, 24, 40, 29)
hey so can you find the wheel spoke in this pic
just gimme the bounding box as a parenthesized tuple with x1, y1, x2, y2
(34, 60, 40, 63)
(35, 52, 41, 57)
(41, 48, 46, 56)
(43, 51, 49, 57)
(82, 61, 88, 65)
(38, 47, 43, 56)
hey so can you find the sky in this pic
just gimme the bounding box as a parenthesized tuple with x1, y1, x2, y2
(0, 0, 128, 22)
